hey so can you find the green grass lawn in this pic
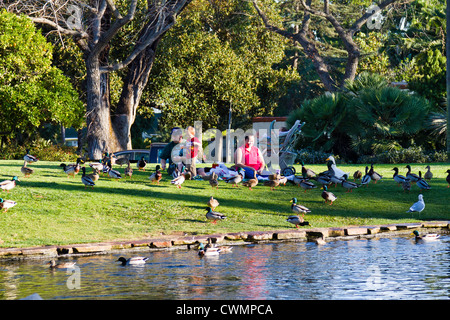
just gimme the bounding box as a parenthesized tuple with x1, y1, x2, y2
(0, 160, 449, 248)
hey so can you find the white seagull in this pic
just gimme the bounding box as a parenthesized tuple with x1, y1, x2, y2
(406, 194, 425, 215)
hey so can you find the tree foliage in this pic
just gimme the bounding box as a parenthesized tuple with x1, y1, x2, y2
(0, 10, 83, 139)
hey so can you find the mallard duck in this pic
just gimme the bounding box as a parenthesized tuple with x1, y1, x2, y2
(107, 167, 122, 180)
(368, 164, 383, 183)
(115, 157, 129, 167)
(207, 196, 219, 210)
(269, 170, 281, 181)
(416, 171, 431, 191)
(392, 167, 409, 185)
(299, 179, 317, 192)
(353, 170, 362, 181)
(290, 197, 311, 216)
(60, 158, 83, 178)
(21, 160, 34, 178)
(326, 156, 349, 179)
(209, 172, 219, 189)
(446, 169, 450, 188)
(321, 185, 337, 205)
(301, 162, 316, 179)
(224, 169, 244, 187)
(171, 172, 186, 188)
(205, 207, 226, 224)
(314, 174, 332, 187)
(0, 198, 17, 212)
(0, 176, 19, 193)
(117, 256, 149, 266)
(149, 165, 162, 184)
(411, 230, 440, 241)
(87, 168, 100, 182)
(361, 166, 371, 187)
(81, 167, 95, 188)
(48, 260, 76, 269)
(198, 242, 220, 256)
(124, 160, 133, 178)
(406, 194, 425, 215)
(242, 170, 258, 190)
(424, 165, 433, 181)
(89, 160, 104, 172)
(217, 245, 233, 253)
(286, 215, 310, 228)
(23, 149, 38, 163)
(137, 157, 147, 171)
(405, 165, 420, 183)
(401, 180, 411, 193)
(293, 175, 306, 186)
(341, 174, 361, 192)
(264, 178, 280, 191)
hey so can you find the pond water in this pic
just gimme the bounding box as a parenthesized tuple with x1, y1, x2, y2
(1, 234, 449, 300)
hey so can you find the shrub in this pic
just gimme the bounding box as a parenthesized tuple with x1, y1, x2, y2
(357, 146, 448, 164)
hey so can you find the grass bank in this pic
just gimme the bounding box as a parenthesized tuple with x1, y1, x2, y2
(0, 160, 449, 248)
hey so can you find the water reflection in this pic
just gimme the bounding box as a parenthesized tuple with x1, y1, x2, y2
(0, 234, 449, 300)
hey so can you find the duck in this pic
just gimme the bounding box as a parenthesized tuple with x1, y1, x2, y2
(263, 178, 280, 191)
(124, 160, 133, 178)
(171, 172, 186, 188)
(205, 207, 226, 224)
(406, 194, 425, 215)
(242, 170, 259, 190)
(290, 198, 311, 216)
(301, 162, 316, 179)
(311, 236, 326, 245)
(392, 167, 410, 185)
(321, 185, 337, 205)
(137, 157, 147, 171)
(224, 169, 244, 187)
(314, 174, 332, 187)
(209, 172, 219, 189)
(411, 230, 440, 241)
(368, 164, 383, 183)
(361, 166, 371, 187)
(269, 170, 281, 181)
(81, 167, 95, 188)
(89, 160, 104, 172)
(107, 167, 122, 180)
(424, 165, 433, 181)
(279, 176, 288, 185)
(21, 160, 34, 178)
(405, 165, 420, 183)
(115, 157, 129, 167)
(117, 256, 149, 266)
(207, 196, 219, 210)
(0, 176, 19, 193)
(326, 156, 349, 179)
(60, 158, 83, 178)
(293, 175, 307, 186)
(87, 167, 100, 182)
(198, 242, 220, 256)
(286, 215, 310, 229)
(0, 198, 17, 212)
(149, 165, 162, 184)
(353, 170, 362, 181)
(416, 171, 431, 191)
(446, 169, 450, 188)
(48, 260, 76, 269)
(401, 180, 411, 193)
(340, 174, 361, 192)
(23, 149, 38, 163)
(299, 179, 317, 192)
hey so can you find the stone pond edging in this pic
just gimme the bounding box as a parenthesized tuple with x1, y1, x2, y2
(1, 221, 449, 260)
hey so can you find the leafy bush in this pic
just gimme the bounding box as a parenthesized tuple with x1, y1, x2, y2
(357, 146, 448, 164)
(294, 147, 341, 165)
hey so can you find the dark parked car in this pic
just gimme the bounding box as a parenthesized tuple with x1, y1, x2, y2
(113, 143, 167, 164)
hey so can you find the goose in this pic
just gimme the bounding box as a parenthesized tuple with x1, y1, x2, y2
(117, 257, 149, 266)
(0, 198, 17, 212)
(23, 149, 38, 163)
(392, 167, 409, 185)
(326, 156, 349, 179)
(368, 164, 383, 183)
(321, 185, 337, 205)
(48, 260, 76, 269)
(205, 207, 226, 224)
(361, 166, 371, 187)
(406, 194, 425, 215)
(424, 165, 433, 181)
(290, 198, 311, 216)
(286, 215, 310, 229)
(405, 165, 420, 183)
(0, 176, 19, 193)
(341, 174, 361, 192)
(416, 171, 431, 191)
(21, 160, 34, 178)
(207, 196, 219, 210)
(171, 172, 186, 188)
(411, 230, 440, 241)
(81, 167, 95, 188)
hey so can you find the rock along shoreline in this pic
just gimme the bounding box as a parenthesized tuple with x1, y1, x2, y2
(1, 221, 449, 261)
